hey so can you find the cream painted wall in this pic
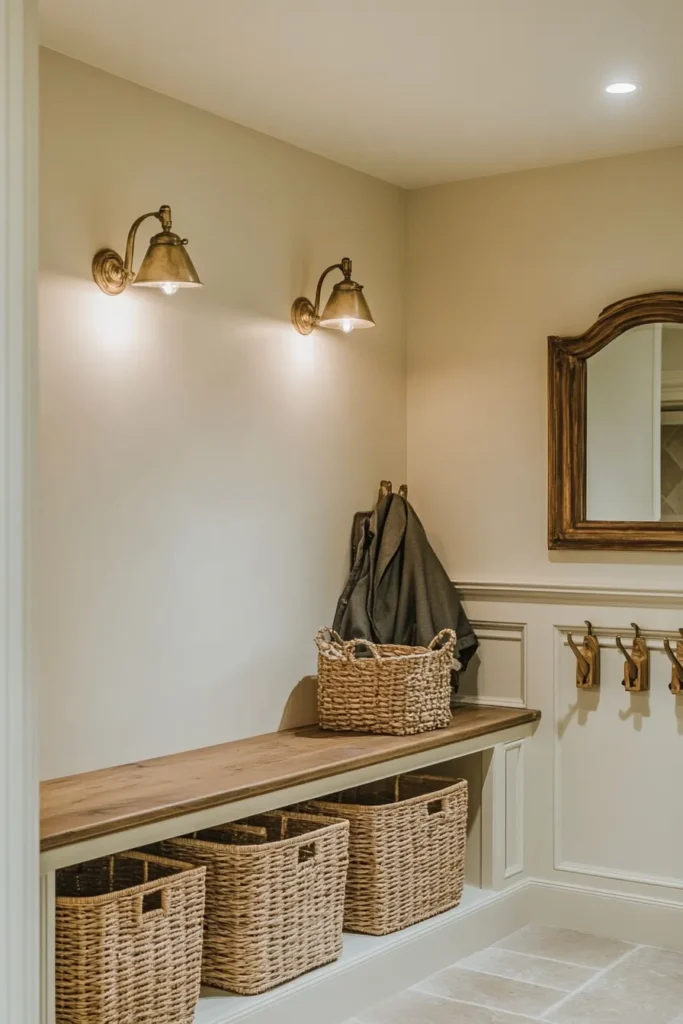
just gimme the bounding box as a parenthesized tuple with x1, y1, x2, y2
(39, 49, 406, 778)
(406, 145, 683, 585)
(407, 150, 683, 934)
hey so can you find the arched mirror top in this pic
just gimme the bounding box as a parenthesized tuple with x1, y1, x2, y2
(549, 291, 683, 550)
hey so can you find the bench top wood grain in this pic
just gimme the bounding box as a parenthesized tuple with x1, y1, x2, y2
(41, 705, 541, 853)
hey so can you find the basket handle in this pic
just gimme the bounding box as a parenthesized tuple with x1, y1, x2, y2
(428, 628, 457, 652)
(315, 628, 345, 656)
(277, 813, 319, 867)
(345, 638, 382, 661)
(135, 886, 170, 925)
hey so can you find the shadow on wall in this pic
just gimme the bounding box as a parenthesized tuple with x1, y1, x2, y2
(279, 676, 318, 730)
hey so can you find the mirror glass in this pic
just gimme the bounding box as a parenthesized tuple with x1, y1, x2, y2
(586, 322, 683, 521)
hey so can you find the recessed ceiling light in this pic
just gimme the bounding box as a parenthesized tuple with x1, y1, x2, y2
(605, 82, 638, 94)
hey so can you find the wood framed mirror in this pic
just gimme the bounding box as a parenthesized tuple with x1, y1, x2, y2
(549, 292, 683, 550)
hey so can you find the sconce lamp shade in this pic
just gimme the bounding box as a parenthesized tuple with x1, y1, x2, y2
(133, 229, 202, 289)
(318, 279, 375, 331)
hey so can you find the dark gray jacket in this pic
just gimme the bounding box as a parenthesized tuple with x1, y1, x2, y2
(333, 494, 478, 670)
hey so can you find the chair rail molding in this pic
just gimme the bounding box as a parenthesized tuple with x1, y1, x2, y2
(0, 2, 38, 1024)
(456, 580, 683, 608)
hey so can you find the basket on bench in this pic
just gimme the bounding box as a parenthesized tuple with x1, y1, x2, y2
(316, 627, 456, 735)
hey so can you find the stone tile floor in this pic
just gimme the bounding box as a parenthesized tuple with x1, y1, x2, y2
(345, 925, 683, 1023)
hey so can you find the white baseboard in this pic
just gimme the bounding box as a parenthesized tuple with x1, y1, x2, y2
(194, 884, 530, 1024)
(528, 878, 683, 952)
(192, 878, 683, 1024)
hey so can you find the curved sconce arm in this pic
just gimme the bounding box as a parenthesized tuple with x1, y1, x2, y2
(122, 207, 170, 284)
(312, 259, 349, 319)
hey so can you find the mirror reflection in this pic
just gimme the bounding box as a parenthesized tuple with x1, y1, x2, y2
(586, 322, 683, 521)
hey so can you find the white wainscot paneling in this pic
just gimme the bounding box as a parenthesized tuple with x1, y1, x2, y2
(554, 625, 683, 891)
(458, 620, 526, 708)
(504, 741, 524, 878)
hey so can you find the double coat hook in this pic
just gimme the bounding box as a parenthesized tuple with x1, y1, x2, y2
(616, 623, 649, 693)
(568, 621, 600, 689)
(663, 629, 683, 695)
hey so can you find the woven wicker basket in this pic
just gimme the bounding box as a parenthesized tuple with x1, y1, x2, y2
(156, 810, 349, 995)
(316, 628, 456, 735)
(302, 773, 468, 935)
(55, 850, 206, 1024)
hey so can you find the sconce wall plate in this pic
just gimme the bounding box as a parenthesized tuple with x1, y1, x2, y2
(92, 205, 201, 296)
(292, 256, 374, 335)
(92, 248, 128, 296)
(291, 296, 318, 336)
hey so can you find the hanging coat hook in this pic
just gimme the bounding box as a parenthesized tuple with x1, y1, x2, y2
(663, 628, 683, 695)
(378, 480, 392, 502)
(568, 633, 589, 674)
(617, 625, 649, 692)
(615, 634, 637, 681)
(568, 624, 600, 689)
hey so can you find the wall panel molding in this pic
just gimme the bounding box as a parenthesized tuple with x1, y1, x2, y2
(458, 620, 527, 708)
(504, 741, 524, 879)
(555, 860, 683, 894)
(552, 625, 683, 894)
(457, 580, 683, 607)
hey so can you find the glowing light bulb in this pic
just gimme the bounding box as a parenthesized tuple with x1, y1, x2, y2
(160, 282, 179, 296)
(605, 82, 637, 94)
(341, 318, 353, 333)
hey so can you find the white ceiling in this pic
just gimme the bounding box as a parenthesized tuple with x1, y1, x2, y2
(39, 0, 683, 188)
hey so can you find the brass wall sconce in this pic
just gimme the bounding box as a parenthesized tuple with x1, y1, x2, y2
(92, 205, 201, 296)
(568, 621, 600, 689)
(616, 623, 649, 692)
(291, 257, 375, 335)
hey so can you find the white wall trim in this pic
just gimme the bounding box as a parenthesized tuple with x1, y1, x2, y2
(195, 884, 531, 1024)
(529, 878, 683, 952)
(459, 619, 527, 709)
(0, 4, 38, 1024)
(457, 580, 683, 608)
(553, 625, 683, 893)
(555, 861, 683, 894)
(504, 740, 524, 879)
(457, 695, 527, 709)
(197, 879, 683, 1023)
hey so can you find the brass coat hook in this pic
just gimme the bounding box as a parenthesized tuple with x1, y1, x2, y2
(616, 623, 649, 692)
(378, 480, 393, 501)
(663, 629, 683, 695)
(568, 620, 600, 689)
(378, 480, 408, 502)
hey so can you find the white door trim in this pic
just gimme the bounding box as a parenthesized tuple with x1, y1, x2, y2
(0, 2, 38, 1023)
